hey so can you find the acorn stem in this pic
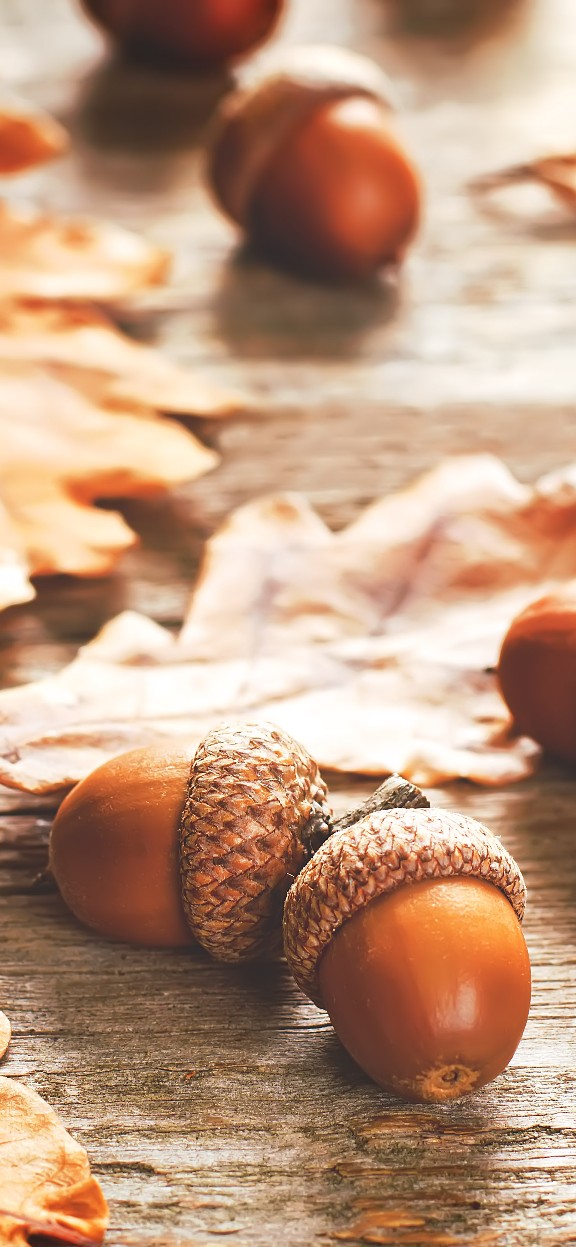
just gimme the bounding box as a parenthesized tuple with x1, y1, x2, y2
(332, 775, 429, 835)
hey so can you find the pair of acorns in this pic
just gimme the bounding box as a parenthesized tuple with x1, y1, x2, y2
(50, 721, 531, 1105)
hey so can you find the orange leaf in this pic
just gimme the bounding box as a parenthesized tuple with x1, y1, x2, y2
(3, 453, 576, 791)
(0, 93, 68, 175)
(0, 292, 244, 612)
(0, 356, 218, 611)
(0, 200, 169, 300)
(0, 1077, 108, 1246)
(0, 299, 241, 419)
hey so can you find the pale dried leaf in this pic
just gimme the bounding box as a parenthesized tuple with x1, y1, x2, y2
(3, 453, 576, 790)
(0, 92, 68, 174)
(0, 200, 169, 299)
(0, 358, 218, 610)
(0, 1012, 10, 1059)
(0, 1077, 108, 1245)
(0, 299, 241, 418)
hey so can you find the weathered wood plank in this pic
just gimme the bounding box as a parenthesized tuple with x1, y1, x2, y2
(3, 777, 576, 1244)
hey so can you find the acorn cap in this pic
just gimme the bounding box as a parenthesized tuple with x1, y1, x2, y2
(179, 721, 332, 962)
(0, 1010, 10, 1059)
(283, 807, 527, 1006)
(208, 45, 395, 228)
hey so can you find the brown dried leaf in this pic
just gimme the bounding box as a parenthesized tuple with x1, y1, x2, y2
(0, 356, 217, 611)
(0, 299, 241, 419)
(0, 292, 241, 611)
(0, 200, 169, 300)
(0, 1012, 10, 1059)
(0, 93, 68, 175)
(4, 453, 576, 791)
(0, 309, 223, 611)
(0, 1077, 108, 1245)
(471, 153, 576, 213)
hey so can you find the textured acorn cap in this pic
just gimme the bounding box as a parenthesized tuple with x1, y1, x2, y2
(208, 45, 395, 228)
(179, 721, 332, 962)
(283, 807, 527, 1006)
(0, 1010, 10, 1059)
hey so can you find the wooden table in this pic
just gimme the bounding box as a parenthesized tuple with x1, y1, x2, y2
(2, 0, 576, 1243)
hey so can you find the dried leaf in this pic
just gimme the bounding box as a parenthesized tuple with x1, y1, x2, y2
(0, 292, 242, 611)
(0, 1077, 108, 1245)
(0, 200, 169, 300)
(471, 153, 576, 213)
(0, 299, 240, 419)
(0, 356, 218, 611)
(3, 454, 576, 791)
(0, 1012, 10, 1059)
(0, 93, 68, 175)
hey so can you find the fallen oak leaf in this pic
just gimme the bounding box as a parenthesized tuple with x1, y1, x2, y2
(0, 299, 241, 419)
(3, 454, 576, 791)
(0, 358, 217, 611)
(0, 1209, 99, 1246)
(0, 92, 68, 175)
(0, 1076, 108, 1246)
(0, 200, 169, 300)
(470, 153, 576, 214)
(0, 1011, 10, 1059)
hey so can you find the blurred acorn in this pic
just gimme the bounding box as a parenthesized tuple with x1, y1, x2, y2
(80, 0, 285, 71)
(384, 0, 523, 34)
(207, 46, 421, 281)
(498, 588, 576, 764)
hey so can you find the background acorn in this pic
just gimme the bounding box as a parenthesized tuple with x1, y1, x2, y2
(207, 45, 421, 280)
(79, 0, 285, 71)
(498, 588, 576, 764)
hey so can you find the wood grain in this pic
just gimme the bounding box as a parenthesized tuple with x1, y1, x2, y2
(1, 0, 576, 1243)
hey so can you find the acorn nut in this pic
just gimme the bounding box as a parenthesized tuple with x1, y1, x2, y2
(0, 1011, 10, 1060)
(208, 45, 421, 280)
(49, 721, 331, 959)
(80, 0, 285, 70)
(385, 0, 517, 33)
(498, 587, 576, 764)
(284, 804, 530, 1103)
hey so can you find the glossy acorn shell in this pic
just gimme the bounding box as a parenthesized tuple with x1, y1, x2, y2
(319, 876, 531, 1102)
(498, 590, 576, 763)
(208, 46, 420, 280)
(49, 744, 194, 947)
(80, 0, 284, 70)
(251, 95, 420, 280)
(49, 723, 331, 956)
(284, 806, 529, 1102)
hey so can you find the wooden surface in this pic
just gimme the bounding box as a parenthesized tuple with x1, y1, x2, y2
(1, 0, 576, 1243)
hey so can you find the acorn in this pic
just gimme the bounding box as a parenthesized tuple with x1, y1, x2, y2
(498, 587, 576, 764)
(384, 0, 519, 33)
(0, 1011, 10, 1059)
(284, 803, 530, 1103)
(49, 721, 331, 959)
(207, 45, 421, 280)
(79, 0, 285, 71)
